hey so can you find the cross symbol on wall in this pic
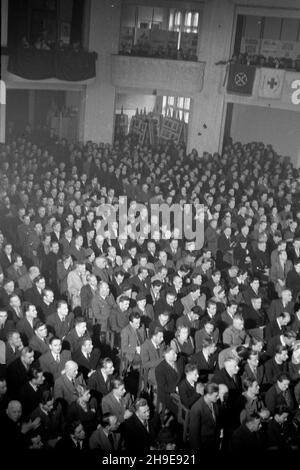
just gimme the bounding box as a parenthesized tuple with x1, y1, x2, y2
(267, 78, 278, 89)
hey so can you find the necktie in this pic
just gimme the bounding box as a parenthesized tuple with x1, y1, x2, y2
(108, 433, 114, 449)
(210, 404, 216, 422)
(56, 354, 60, 363)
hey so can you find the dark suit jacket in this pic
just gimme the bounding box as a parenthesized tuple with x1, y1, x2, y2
(39, 350, 71, 384)
(89, 425, 120, 450)
(55, 435, 89, 452)
(28, 334, 50, 359)
(64, 329, 91, 353)
(6, 357, 30, 394)
(46, 312, 74, 339)
(242, 363, 265, 386)
(88, 369, 111, 402)
(191, 350, 217, 381)
(155, 359, 184, 411)
(178, 378, 201, 409)
(18, 382, 43, 418)
(24, 286, 44, 310)
(230, 423, 265, 451)
(16, 317, 35, 345)
(189, 396, 221, 451)
(263, 357, 288, 386)
(122, 412, 160, 452)
(212, 368, 242, 409)
(140, 339, 164, 387)
(265, 383, 295, 414)
(5, 342, 21, 366)
(265, 320, 283, 342)
(72, 348, 101, 381)
(267, 299, 294, 322)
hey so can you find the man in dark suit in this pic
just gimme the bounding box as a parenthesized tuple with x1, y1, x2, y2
(242, 351, 265, 387)
(89, 413, 120, 450)
(23, 275, 45, 317)
(265, 311, 291, 342)
(189, 382, 221, 451)
(88, 357, 115, 403)
(39, 337, 71, 385)
(129, 267, 151, 295)
(266, 330, 296, 358)
(230, 411, 264, 450)
(286, 259, 300, 300)
(16, 302, 38, 345)
(72, 337, 101, 381)
(56, 419, 88, 451)
(191, 338, 218, 382)
(18, 366, 46, 418)
(155, 346, 184, 415)
(6, 347, 35, 395)
(140, 327, 165, 388)
(46, 300, 74, 340)
(64, 316, 90, 353)
(265, 373, 295, 415)
(263, 345, 289, 387)
(122, 398, 161, 452)
(28, 320, 50, 359)
(212, 357, 242, 430)
(178, 363, 203, 409)
(267, 289, 294, 322)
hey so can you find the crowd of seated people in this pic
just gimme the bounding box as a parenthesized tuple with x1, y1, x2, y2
(0, 127, 300, 453)
(232, 51, 300, 72)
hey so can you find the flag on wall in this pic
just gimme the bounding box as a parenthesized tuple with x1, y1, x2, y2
(227, 63, 256, 95)
(258, 68, 285, 99)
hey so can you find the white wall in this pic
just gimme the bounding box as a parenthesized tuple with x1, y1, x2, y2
(231, 104, 300, 167)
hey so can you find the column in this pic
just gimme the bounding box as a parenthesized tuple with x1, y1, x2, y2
(188, 0, 235, 156)
(1, 0, 8, 142)
(82, 0, 121, 144)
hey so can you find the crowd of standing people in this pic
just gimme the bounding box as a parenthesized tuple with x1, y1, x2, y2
(0, 127, 300, 454)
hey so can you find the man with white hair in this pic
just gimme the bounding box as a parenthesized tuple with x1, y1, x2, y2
(53, 360, 84, 405)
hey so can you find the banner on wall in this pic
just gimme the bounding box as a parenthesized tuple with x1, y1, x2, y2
(227, 63, 256, 95)
(282, 71, 300, 105)
(258, 68, 285, 99)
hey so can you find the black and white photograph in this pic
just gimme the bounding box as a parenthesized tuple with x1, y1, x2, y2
(0, 0, 300, 464)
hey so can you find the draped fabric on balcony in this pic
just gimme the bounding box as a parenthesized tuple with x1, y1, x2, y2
(8, 48, 97, 81)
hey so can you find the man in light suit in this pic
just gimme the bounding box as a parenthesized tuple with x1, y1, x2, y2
(39, 337, 71, 384)
(67, 261, 88, 309)
(101, 378, 133, 424)
(6, 254, 27, 284)
(53, 360, 84, 406)
(120, 312, 146, 368)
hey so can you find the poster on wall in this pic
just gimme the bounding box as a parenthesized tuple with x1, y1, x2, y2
(260, 39, 280, 58)
(240, 37, 260, 56)
(279, 41, 298, 59)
